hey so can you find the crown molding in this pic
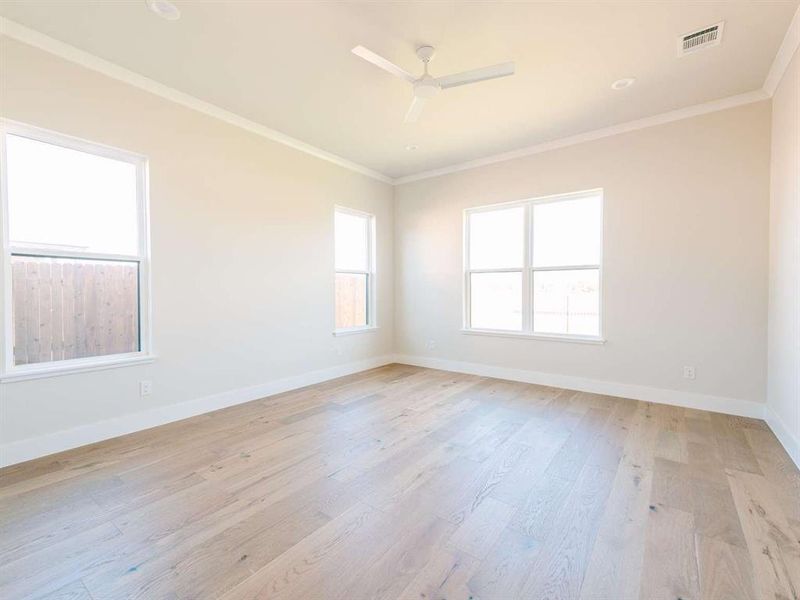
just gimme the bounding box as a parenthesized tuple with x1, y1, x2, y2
(1, 13, 793, 188)
(393, 5, 796, 186)
(764, 5, 800, 96)
(0, 17, 393, 184)
(392, 89, 769, 185)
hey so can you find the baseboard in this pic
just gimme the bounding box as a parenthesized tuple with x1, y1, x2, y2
(0, 355, 394, 468)
(5, 354, 790, 471)
(765, 405, 800, 469)
(393, 354, 766, 419)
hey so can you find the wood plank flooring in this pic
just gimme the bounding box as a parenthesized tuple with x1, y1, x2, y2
(1, 364, 798, 600)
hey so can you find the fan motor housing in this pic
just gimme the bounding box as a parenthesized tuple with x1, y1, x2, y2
(414, 76, 440, 98)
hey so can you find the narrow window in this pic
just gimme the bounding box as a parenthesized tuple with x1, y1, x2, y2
(464, 190, 602, 341)
(467, 205, 524, 331)
(1, 122, 151, 378)
(531, 194, 602, 336)
(334, 207, 375, 332)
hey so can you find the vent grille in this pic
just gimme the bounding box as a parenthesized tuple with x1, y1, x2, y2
(678, 22, 724, 56)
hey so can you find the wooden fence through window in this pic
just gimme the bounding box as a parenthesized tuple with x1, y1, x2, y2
(11, 256, 139, 366)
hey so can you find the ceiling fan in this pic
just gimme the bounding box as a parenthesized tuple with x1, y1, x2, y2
(352, 45, 515, 123)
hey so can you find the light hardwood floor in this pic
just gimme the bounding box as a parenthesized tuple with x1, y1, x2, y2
(1, 365, 799, 600)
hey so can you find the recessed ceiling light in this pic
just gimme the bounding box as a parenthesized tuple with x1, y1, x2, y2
(405, 144, 419, 151)
(146, 0, 180, 21)
(611, 77, 636, 90)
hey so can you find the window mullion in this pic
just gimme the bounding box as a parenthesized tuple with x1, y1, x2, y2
(336, 269, 370, 275)
(9, 247, 143, 263)
(368, 214, 374, 326)
(525, 201, 534, 334)
(467, 267, 524, 274)
(521, 202, 531, 333)
(464, 270, 471, 329)
(531, 264, 601, 272)
(467, 268, 523, 275)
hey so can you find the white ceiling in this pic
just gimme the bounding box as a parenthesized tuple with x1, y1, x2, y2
(0, 1, 797, 179)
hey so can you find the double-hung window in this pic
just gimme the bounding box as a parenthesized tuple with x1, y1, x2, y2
(1, 121, 152, 380)
(334, 206, 375, 333)
(464, 189, 603, 341)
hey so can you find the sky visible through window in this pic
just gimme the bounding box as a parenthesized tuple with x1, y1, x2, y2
(467, 193, 601, 337)
(7, 134, 138, 255)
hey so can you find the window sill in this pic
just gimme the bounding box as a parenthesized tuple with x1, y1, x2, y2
(461, 328, 605, 345)
(0, 353, 157, 383)
(333, 326, 379, 337)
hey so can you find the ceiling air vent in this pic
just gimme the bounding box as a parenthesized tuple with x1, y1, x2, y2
(678, 22, 724, 56)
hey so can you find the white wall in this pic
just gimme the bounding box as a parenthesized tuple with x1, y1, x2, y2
(0, 37, 394, 462)
(0, 33, 786, 466)
(394, 101, 772, 413)
(767, 44, 800, 463)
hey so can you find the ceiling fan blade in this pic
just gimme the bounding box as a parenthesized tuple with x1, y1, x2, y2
(352, 45, 416, 83)
(404, 96, 427, 123)
(435, 61, 515, 89)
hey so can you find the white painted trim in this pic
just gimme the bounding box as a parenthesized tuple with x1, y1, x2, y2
(400, 353, 799, 467)
(764, 405, 800, 469)
(393, 90, 769, 185)
(334, 205, 377, 330)
(0, 119, 154, 380)
(461, 329, 605, 345)
(462, 189, 604, 340)
(764, 5, 800, 96)
(393, 354, 766, 419)
(0, 354, 394, 467)
(333, 326, 379, 336)
(0, 354, 156, 383)
(0, 17, 391, 185)
(0, 17, 786, 187)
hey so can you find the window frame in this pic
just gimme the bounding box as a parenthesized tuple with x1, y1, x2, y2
(463, 189, 604, 344)
(0, 119, 154, 382)
(333, 205, 377, 335)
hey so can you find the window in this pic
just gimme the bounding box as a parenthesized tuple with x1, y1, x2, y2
(464, 190, 602, 341)
(334, 206, 375, 333)
(1, 121, 152, 380)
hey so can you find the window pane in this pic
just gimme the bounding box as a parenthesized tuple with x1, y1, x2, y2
(533, 269, 599, 336)
(470, 272, 522, 331)
(335, 210, 369, 271)
(6, 135, 139, 255)
(11, 255, 140, 366)
(533, 195, 601, 267)
(469, 206, 524, 269)
(335, 272, 368, 329)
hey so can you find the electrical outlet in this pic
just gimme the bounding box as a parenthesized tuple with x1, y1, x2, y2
(140, 380, 153, 396)
(426, 339, 437, 350)
(683, 366, 696, 380)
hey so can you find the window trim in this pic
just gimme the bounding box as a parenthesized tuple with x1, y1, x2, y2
(333, 205, 376, 334)
(0, 119, 154, 382)
(463, 189, 604, 343)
